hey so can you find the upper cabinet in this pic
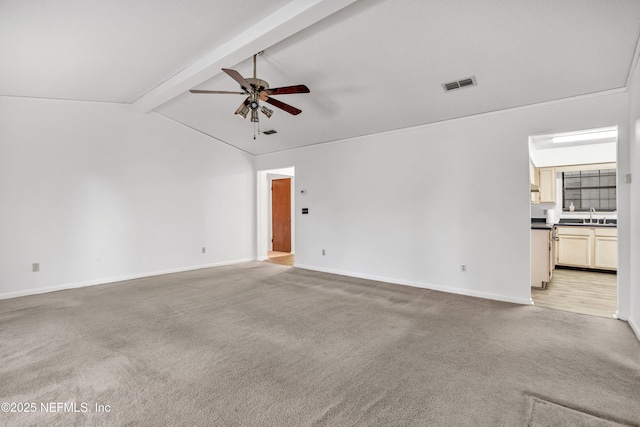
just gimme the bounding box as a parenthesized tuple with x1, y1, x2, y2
(538, 168, 556, 204)
(530, 166, 556, 204)
(530, 160, 540, 203)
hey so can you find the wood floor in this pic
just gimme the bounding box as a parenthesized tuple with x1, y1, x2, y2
(531, 268, 617, 318)
(265, 251, 294, 267)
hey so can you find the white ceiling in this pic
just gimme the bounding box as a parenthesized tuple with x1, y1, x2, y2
(529, 127, 618, 167)
(3, 0, 640, 155)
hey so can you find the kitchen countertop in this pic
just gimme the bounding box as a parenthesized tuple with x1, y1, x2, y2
(531, 218, 617, 229)
(554, 222, 617, 228)
(531, 222, 553, 230)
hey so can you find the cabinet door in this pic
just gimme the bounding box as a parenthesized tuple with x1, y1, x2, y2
(531, 229, 551, 288)
(538, 168, 556, 203)
(556, 227, 592, 268)
(530, 163, 540, 204)
(594, 228, 617, 270)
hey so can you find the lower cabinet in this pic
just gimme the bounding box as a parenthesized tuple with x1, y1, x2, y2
(593, 228, 618, 270)
(531, 229, 553, 288)
(556, 226, 617, 271)
(556, 227, 592, 267)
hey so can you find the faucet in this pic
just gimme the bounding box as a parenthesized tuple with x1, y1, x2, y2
(589, 207, 596, 223)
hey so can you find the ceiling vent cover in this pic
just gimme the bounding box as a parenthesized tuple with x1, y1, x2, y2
(263, 129, 277, 135)
(442, 76, 477, 92)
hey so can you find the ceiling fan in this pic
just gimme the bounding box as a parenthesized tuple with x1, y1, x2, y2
(190, 53, 310, 125)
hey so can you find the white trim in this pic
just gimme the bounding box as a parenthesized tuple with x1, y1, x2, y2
(294, 264, 532, 306)
(0, 94, 127, 105)
(629, 316, 640, 343)
(257, 167, 295, 261)
(625, 32, 640, 89)
(0, 258, 254, 301)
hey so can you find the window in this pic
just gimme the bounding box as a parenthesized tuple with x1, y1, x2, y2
(562, 169, 616, 211)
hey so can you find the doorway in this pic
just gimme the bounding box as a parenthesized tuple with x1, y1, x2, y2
(529, 127, 619, 318)
(256, 167, 295, 266)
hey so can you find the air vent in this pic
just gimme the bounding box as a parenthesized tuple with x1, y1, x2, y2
(442, 76, 477, 92)
(444, 82, 460, 91)
(262, 129, 277, 135)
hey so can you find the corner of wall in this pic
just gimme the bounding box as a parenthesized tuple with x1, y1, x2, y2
(628, 315, 640, 342)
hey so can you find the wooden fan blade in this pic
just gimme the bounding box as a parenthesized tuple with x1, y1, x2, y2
(190, 90, 246, 95)
(265, 85, 310, 95)
(222, 68, 253, 92)
(265, 97, 302, 115)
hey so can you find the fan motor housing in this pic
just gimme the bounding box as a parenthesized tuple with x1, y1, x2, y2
(246, 78, 269, 90)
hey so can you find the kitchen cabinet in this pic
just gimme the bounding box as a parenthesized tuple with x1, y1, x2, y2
(538, 167, 556, 203)
(557, 227, 592, 267)
(531, 228, 553, 288)
(530, 166, 556, 204)
(593, 228, 618, 270)
(556, 226, 617, 271)
(530, 160, 540, 204)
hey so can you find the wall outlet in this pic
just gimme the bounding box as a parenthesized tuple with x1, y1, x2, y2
(460, 264, 467, 273)
(201, 247, 206, 254)
(322, 249, 326, 256)
(32, 262, 40, 272)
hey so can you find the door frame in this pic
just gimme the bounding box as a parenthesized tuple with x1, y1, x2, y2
(528, 127, 620, 318)
(256, 167, 295, 261)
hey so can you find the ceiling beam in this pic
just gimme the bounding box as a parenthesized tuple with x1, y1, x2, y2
(132, 0, 356, 113)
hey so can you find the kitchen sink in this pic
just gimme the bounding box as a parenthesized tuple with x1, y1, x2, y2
(557, 218, 617, 226)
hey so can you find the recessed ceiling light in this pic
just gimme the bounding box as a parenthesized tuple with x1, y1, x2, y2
(552, 130, 617, 143)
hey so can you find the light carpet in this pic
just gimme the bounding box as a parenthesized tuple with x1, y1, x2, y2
(1, 262, 639, 426)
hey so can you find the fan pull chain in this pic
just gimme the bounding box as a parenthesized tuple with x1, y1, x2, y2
(253, 119, 261, 140)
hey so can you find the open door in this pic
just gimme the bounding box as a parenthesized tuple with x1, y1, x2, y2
(272, 178, 291, 252)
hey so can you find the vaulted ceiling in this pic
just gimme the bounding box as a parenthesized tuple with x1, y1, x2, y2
(3, 0, 640, 155)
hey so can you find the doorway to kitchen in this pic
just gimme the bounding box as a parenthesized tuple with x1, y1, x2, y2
(529, 127, 618, 318)
(257, 167, 295, 266)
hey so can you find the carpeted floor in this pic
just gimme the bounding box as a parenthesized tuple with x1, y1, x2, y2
(1, 262, 639, 426)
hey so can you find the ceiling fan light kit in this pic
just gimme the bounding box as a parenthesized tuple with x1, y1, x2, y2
(189, 53, 310, 138)
(260, 106, 274, 118)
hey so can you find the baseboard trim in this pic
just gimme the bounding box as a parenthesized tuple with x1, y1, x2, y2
(0, 258, 255, 301)
(293, 264, 531, 305)
(629, 316, 640, 343)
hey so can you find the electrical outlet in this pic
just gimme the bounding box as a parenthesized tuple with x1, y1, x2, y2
(461, 264, 467, 273)
(202, 247, 206, 254)
(322, 249, 326, 256)
(32, 262, 40, 272)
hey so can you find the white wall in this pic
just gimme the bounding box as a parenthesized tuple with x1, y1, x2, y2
(256, 92, 629, 308)
(0, 96, 255, 298)
(627, 55, 640, 338)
